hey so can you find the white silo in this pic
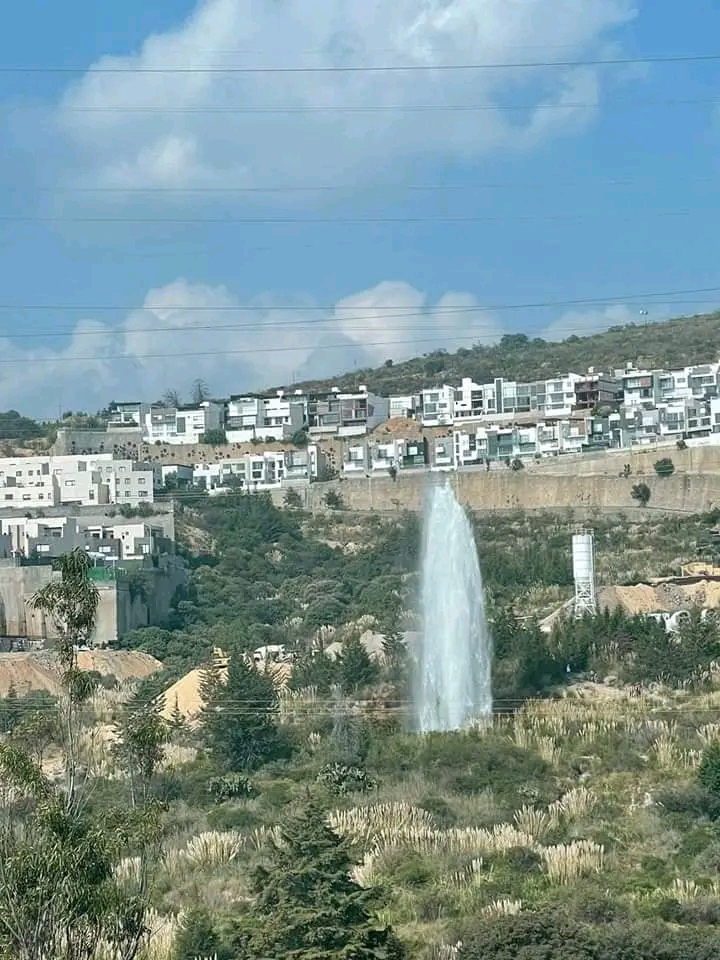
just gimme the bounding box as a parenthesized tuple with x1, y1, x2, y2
(572, 532, 596, 617)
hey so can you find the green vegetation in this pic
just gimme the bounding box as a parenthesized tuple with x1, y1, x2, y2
(0, 409, 46, 442)
(200, 428, 228, 445)
(654, 457, 676, 478)
(631, 482, 651, 506)
(286, 308, 720, 396)
(6, 503, 720, 957)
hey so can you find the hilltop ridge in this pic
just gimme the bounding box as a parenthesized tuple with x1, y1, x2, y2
(280, 308, 720, 396)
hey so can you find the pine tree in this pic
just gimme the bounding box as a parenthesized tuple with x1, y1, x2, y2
(202, 652, 282, 771)
(239, 804, 405, 960)
(340, 638, 378, 695)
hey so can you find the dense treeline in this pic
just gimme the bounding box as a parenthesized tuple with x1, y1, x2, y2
(119, 495, 720, 707)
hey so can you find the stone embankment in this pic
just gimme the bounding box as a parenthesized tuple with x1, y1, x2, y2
(298, 455, 720, 514)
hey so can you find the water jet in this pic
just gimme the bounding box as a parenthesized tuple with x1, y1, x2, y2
(414, 483, 492, 732)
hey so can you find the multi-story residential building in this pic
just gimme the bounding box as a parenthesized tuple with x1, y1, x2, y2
(194, 451, 297, 492)
(343, 442, 370, 475)
(371, 437, 427, 472)
(307, 387, 389, 437)
(143, 401, 225, 445)
(618, 367, 660, 409)
(0, 515, 172, 561)
(573, 371, 621, 410)
(225, 390, 307, 443)
(388, 395, 418, 420)
(428, 435, 456, 470)
(340, 437, 428, 475)
(453, 378, 485, 421)
(0, 455, 153, 510)
(419, 385, 456, 426)
(106, 402, 149, 429)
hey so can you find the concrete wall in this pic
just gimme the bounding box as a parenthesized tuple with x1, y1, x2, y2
(299, 469, 720, 516)
(0, 559, 186, 646)
(525, 443, 720, 478)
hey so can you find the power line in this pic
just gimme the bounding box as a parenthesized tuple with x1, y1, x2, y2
(1, 283, 717, 314)
(0, 286, 716, 343)
(0, 208, 712, 225)
(1, 316, 719, 366)
(48, 95, 720, 115)
(4, 51, 720, 74)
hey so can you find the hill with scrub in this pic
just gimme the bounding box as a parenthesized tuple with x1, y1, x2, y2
(283, 308, 720, 397)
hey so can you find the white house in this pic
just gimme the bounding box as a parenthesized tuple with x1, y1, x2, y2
(143, 401, 224, 445)
(308, 386, 389, 437)
(388, 395, 418, 420)
(419, 386, 455, 426)
(0, 455, 153, 510)
(225, 391, 307, 443)
(194, 452, 288, 492)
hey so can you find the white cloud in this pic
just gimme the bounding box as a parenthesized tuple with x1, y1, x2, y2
(541, 303, 635, 341)
(57, 0, 637, 191)
(0, 278, 502, 416)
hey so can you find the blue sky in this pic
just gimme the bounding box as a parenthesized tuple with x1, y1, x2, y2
(2, 0, 720, 415)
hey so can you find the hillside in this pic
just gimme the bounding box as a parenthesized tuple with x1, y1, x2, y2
(283, 308, 720, 396)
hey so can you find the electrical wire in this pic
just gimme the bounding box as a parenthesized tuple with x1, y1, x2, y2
(47, 95, 720, 115)
(4, 51, 720, 74)
(0, 282, 717, 319)
(33, 175, 720, 195)
(2, 207, 718, 225)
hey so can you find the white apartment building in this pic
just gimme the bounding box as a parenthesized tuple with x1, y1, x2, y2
(194, 452, 288, 492)
(143, 401, 224, 445)
(0, 455, 153, 510)
(106, 402, 149, 429)
(388, 395, 418, 420)
(308, 387, 389, 437)
(0, 515, 168, 561)
(419, 386, 455, 426)
(225, 391, 306, 443)
(453, 378, 485, 421)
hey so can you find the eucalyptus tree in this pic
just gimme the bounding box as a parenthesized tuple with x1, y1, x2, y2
(0, 549, 164, 960)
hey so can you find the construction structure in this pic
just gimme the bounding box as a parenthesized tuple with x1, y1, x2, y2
(572, 531, 597, 617)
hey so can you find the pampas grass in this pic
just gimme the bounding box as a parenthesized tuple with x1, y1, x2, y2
(184, 831, 242, 868)
(481, 898, 522, 918)
(540, 840, 604, 884)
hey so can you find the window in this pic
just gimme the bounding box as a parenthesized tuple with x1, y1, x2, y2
(138, 491, 148, 498)
(64, 479, 75, 487)
(15, 471, 22, 477)
(77, 462, 86, 472)
(4, 494, 12, 500)
(125, 479, 131, 485)
(137, 477, 146, 485)
(22, 494, 31, 501)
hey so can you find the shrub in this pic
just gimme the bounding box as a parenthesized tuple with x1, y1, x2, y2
(208, 773, 256, 803)
(340, 637, 379, 694)
(200, 428, 227, 445)
(654, 457, 675, 477)
(510, 458, 524, 472)
(316, 763, 377, 796)
(283, 487, 302, 509)
(323, 489, 344, 510)
(698, 742, 720, 797)
(631, 482, 651, 506)
(174, 908, 231, 960)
